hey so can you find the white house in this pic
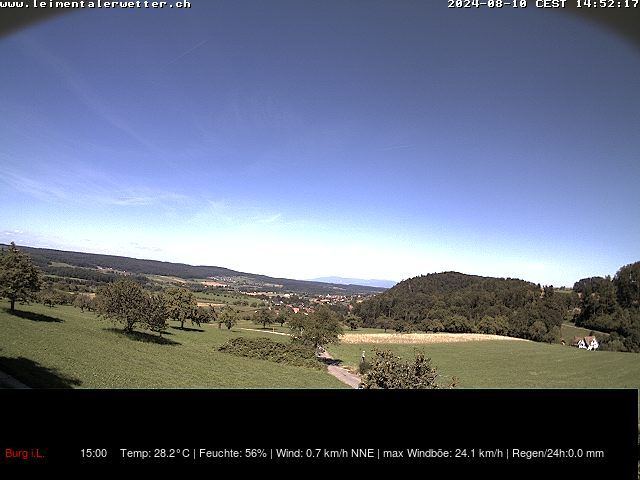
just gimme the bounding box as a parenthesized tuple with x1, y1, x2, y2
(572, 335, 599, 351)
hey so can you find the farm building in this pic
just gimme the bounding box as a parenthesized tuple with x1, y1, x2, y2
(572, 335, 599, 351)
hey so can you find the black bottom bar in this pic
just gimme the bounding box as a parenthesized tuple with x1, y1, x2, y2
(0, 389, 637, 477)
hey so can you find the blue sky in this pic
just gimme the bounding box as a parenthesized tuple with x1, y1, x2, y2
(1, 1, 639, 287)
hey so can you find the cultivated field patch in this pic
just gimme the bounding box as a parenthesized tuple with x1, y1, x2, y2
(340, 332, 529, 344)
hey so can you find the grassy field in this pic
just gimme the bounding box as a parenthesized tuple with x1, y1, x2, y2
(0, 301, 345, 388)
(193, 291, 267, 312)
(2, 300, 639, 391)
(147, 274, 189, 284)
(236, 319, 290, 334)
(328, 340, 640, 389)
(194, 290, 263, 303)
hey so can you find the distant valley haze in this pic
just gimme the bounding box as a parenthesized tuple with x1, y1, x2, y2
(308, 277, 397, 289)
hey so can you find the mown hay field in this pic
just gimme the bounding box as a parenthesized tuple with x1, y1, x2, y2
(340, 332, 528, 344)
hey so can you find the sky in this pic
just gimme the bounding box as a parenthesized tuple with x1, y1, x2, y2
(1, 1, 639, 287)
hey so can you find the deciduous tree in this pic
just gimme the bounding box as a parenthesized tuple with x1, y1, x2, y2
(165, 288, 198, 329)
(38, 288, 59, 308)
(73, 293, 94, 312)
(614, 262, 640, 310)
(0, 242, 41, 312)
(344, 313, 361, 330)
(194, 304, 216, 325)
(277, 309, 292, 327)
(95, 278, 147, 333)
(253, 308, 275, 329)
(218, 306, 237, 330)
(288, 305, 343, 349)
(376, 315, 393, 332)
(145, 294, 169, 336)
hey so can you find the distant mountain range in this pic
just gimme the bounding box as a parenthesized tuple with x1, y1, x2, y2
(309, 276, 396, 289)
(6, 244, 386, 296)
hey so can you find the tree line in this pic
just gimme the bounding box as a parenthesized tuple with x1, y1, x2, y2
(573, 261, 640, 352)
(0, 243, 345, 348)
(353, 272, 567, 343)
(94, 279, 216, 335)
(2, 242, 638, 351)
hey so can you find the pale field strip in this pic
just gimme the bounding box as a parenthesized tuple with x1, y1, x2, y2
(239, 327, 291, 336)
(340, 332, 530, 344)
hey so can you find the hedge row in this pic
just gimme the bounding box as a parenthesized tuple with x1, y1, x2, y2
(218, 337, 323, 370)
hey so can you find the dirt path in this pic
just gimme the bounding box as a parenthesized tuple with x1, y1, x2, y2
(318, 350, 361, 389)
(239, 327, 292, 336)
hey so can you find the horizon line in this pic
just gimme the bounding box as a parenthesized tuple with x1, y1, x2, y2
(2, 240, 583, 289)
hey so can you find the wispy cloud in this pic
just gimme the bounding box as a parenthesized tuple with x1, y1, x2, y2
(129, 241, 165, 253)
(163, 39, 209, 67)
(1, 166, 188, 208)
(108, 192, 188, 207)
(189, 199, 282, 228)
(257, 213, 282, 224)
(0, 230, 75, 251)
(2, 170, 71, 201)
(17, 35, 159, 153)
(381, 143, 414, 151)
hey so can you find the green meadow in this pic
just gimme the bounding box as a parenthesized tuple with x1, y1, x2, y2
(328, 340, 640, 389)
(1, 300, 638, 392)
(560, 323, 607, 343)
(0, 301, 345, 389)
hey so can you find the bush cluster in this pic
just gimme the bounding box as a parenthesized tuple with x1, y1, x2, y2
(218, 337, 322, 370)
(360, 349, 456, 389)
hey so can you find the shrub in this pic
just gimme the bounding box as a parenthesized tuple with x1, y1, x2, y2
(360, 349, 457, 389)
(358, 358, 371, 375)
(218, 337, 322, 369)
(599, 333, 626, 352)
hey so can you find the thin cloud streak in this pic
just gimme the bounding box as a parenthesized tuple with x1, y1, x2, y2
(188, 199, 283, 229)
(163, 39, 209, 67)
(381, 144, 414, 151)
(257, 213, 282, 224)
(0, 167, 188, 208)
(17, 36, 160, 153)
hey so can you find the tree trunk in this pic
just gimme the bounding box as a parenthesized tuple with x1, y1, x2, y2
(181, 319, 185, 329)
(10, 299, 15, 311)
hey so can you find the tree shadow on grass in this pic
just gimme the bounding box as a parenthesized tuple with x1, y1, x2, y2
(0, 355, 81, 388)
(317, 356, 343, 367)
(4, 308, 63, 323)
(170, 325, 204, 333)
(105, 328, 181, 346)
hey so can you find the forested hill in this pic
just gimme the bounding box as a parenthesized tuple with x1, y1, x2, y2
(3, 244, 385, 296)
(354, 272, 567, 343)
(390, 271, 537, 297)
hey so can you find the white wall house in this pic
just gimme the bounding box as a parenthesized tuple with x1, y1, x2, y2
(572, 335, 599, 351)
